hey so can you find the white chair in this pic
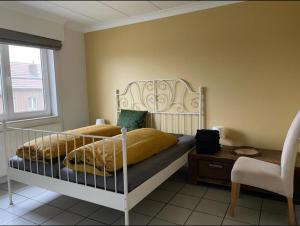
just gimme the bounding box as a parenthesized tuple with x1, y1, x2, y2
(230, 111, 300, 225)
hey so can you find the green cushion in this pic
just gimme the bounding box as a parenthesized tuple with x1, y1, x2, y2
(117, 109, 148, 131)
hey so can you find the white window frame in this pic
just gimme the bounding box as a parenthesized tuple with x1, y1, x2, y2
(0, 44, 53, 121)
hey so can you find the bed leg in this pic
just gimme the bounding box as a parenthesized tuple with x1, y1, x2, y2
(7, 177, 13, 205)
(122, 127, 129, 225)
(124, 209, 129, 226)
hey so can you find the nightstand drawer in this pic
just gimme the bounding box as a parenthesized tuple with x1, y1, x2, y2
(197, 160, 233, 180)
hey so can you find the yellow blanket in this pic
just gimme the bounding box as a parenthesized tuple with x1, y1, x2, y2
(16, 125, 121, 161)
(64, 128, 178, 176)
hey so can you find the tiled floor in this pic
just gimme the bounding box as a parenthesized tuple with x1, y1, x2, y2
(0, 168, 298, 225)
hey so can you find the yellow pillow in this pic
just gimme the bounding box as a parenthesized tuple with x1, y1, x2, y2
(65, 128, 178, 176)
(17, 125, 121, 161)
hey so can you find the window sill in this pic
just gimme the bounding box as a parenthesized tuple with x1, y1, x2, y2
(1, 115, 61, 129)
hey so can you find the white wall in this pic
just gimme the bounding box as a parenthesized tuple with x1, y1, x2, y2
(0, 28, 89, 177)
(0, 4, 90, 130)
(0, 4, 89, 130)
(0, 6, 64, 41)
(0, 8, 90, 178)
(55, 28, 89, 130)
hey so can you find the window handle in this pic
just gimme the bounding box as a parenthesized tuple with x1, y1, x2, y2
(6, 76, 12, 86)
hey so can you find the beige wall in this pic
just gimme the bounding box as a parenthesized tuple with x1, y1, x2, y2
(85, 2, 300, 150)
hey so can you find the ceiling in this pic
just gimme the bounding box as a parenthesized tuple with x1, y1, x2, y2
(0, 1, 239, 32)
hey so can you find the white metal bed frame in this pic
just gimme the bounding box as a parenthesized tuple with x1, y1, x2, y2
(3, 79, 205, 225)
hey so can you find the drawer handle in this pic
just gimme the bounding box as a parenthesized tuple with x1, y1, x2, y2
(208, 163, 224, 169)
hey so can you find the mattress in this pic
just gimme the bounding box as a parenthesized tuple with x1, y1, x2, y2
(9, 156, 63, 178)
(60, 135, 195, 193)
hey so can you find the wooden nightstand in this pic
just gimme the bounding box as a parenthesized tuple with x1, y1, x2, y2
(188, 146, 300, 203)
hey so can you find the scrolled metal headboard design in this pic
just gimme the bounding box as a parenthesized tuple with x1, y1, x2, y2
(116, 79, 206, 135)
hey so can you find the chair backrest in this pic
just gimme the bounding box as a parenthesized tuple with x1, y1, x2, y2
(281, 110, 300, 197)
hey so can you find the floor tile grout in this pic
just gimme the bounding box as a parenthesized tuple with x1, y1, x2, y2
(148, 193, 179, 224)
(10, 199, 61, 225)
(39, 205, 78, 225)
(183, 186, 209, 225)
(146, 185, 237, 220)
(2, 188, 83, 225)
(0, 176, 295, 226)
(1, 189, 110, 226)
(220, 202, 230, 225)
(146, 180, 186, 225)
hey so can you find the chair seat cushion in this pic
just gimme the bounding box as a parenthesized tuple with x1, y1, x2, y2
(231, 157, 286, 196)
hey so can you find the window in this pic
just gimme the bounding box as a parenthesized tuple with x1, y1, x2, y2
(0, 70, 3, 115)
(27, 97, 37, 111)
(0, 44, 56, 121)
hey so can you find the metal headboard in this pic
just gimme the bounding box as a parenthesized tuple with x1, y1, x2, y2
(115, 79, 206, 135)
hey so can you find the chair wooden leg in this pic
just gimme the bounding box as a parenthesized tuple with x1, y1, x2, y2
(236, 183, 241, 198)
(230, 182, 240, 217)
(287, 197, 296, 226)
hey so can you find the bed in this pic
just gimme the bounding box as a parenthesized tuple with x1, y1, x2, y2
(3, 79, 206, 225)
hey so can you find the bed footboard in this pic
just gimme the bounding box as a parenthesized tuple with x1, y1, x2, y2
(2, 121, 130, 225)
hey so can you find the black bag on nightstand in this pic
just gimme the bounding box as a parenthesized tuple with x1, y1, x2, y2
(195, 129, 220, 155)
